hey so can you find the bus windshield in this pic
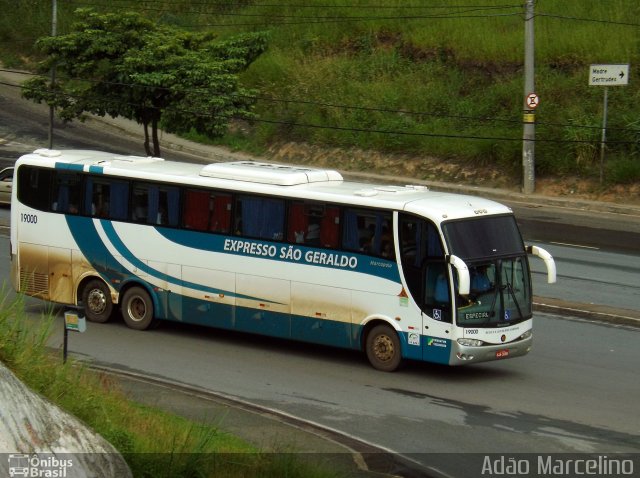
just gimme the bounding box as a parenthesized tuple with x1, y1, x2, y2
(442, 215, 524, 260)
(442, 216, 532, 326)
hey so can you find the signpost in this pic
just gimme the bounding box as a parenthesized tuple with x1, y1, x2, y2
(63, 309, 86, 363)
(588, 64, 630, 182)
(521, 0, 535, 194)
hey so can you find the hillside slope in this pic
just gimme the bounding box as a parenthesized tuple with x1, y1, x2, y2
(1, 0, 638, 191)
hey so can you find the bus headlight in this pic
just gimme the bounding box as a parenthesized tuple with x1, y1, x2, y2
(519, 330, 532, 341)
(457, 338, 484, 347)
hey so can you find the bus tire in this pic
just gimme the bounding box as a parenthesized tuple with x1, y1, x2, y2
(121, 286, 154, 330)
(82, 279, 113, 323)
(365, 324, 403, 372)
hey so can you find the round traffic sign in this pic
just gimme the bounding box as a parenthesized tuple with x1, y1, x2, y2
(526, 93, 539, 109)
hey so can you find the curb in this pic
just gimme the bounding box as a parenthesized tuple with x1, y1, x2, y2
(91, 364, 432, 478)
(533, 296, 640, 328)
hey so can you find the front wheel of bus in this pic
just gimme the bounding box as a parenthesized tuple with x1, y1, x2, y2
(121, 287, 154, 330)
(82, 279, 113, 323)
(366, 324, 402, 372)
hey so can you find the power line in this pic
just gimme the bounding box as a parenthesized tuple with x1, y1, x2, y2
(0, 68, 640, 133)
(67, 0, 523, 11)
(3, 79, 636, 145)
(63, 1, 640, 28)
(65, 1, 524, 27)
(536, 12, 640, 28)
(1, 68, 637, 134)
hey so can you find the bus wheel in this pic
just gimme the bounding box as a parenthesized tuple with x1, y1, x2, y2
(82, 279, 113, 323)
(121, 287, 154, 330)
(366, 324, 402, 372)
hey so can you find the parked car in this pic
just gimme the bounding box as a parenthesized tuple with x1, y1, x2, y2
(0, 166, 14, 205)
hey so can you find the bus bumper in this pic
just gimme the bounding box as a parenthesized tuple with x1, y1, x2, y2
(451, 335, 533, 365)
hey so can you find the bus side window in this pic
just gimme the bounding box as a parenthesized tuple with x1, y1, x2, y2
(209, 194, 231, 233)
(236, 195, 284, 241)
(183, 189, 209, 231)
(287, 202, 308, 244)
(52, 172, 82, 214)
(158, 186, 180, 226)
(131, 185, 149, 223)
(17, 166, 52, 211)
(287, 202, 339, 247)
(109, 181, 129, 221)
(320, 206, 340, 248)
(342, 209, 393, 257)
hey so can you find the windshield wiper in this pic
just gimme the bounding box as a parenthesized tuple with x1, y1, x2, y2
(504, 281, 524, 320)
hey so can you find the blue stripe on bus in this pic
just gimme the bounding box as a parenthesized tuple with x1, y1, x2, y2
(176, 293, 437, 361)
(157, 228, 401, 283)
(88, 165, 104, 174)
(55, 162, 84, 171)
(100, 221, 278, 303)
(66, 216, 277, 304)
(180, 294, 355, 348)
(65, 215, 170, 316)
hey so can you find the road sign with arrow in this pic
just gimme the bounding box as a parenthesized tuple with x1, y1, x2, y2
(589, 64, 629, 86)
(588, 63, 631, 184)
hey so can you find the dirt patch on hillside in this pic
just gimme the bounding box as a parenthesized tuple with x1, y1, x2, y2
(266, 141, 640, 205)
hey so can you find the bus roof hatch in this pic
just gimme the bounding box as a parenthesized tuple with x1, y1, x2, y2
(200, 161, 343, 186)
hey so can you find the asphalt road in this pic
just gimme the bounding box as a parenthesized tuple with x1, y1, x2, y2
(528, 241, 640, 312)
(1, 233, 639, 477)
(21, 300, 640, 477)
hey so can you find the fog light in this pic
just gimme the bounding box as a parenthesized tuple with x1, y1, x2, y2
(457, 353, 475, 361)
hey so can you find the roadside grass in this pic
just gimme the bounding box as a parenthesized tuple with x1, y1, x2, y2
(0, 289, 342, 478)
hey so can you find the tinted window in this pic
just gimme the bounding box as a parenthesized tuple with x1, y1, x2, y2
(342, 208, 393, 258)
(85, 177, 129, 221)
(52, 172, 82, 214)
(287, 201, 340, 248)
(442, 215, 524, 260)
(17, 166, 52, 211)
(235, 195, 285, 241)
(131, 182, 180, 226)
(183, 188, 232, 233)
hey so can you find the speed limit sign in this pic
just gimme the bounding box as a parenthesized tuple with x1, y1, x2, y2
(526, 93, 539, 109)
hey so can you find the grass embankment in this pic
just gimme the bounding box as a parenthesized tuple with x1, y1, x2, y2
(0, 290, 340, 478)
(1, 0, 639, 183)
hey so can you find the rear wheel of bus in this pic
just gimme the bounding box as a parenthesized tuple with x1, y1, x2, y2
(366, 324, 402, 372)
(82, 279, 113, 323)
(121, 286, 154, 330)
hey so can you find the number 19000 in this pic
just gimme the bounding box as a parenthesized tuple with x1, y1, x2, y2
(20, 213, 37, 224)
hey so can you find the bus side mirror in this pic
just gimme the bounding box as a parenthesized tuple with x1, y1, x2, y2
(527, 245, 557, 284)
(447, 254, 470, 296)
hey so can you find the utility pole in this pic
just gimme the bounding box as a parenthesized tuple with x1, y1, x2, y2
(522, 0, 535, 194)
(48, 0, 57, 150)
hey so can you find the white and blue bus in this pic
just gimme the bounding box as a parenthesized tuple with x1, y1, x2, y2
(10, 149, 555, 371)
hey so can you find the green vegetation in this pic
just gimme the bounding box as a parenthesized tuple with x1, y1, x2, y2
(21, 9, 267, 157)
(1, 0, 639, 183)
(0, 290, 341, 477)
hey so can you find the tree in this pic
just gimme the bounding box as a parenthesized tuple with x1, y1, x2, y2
(22, 9, 267, 156)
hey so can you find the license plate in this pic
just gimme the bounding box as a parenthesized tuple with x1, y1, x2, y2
(496, 349, 509, 358)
